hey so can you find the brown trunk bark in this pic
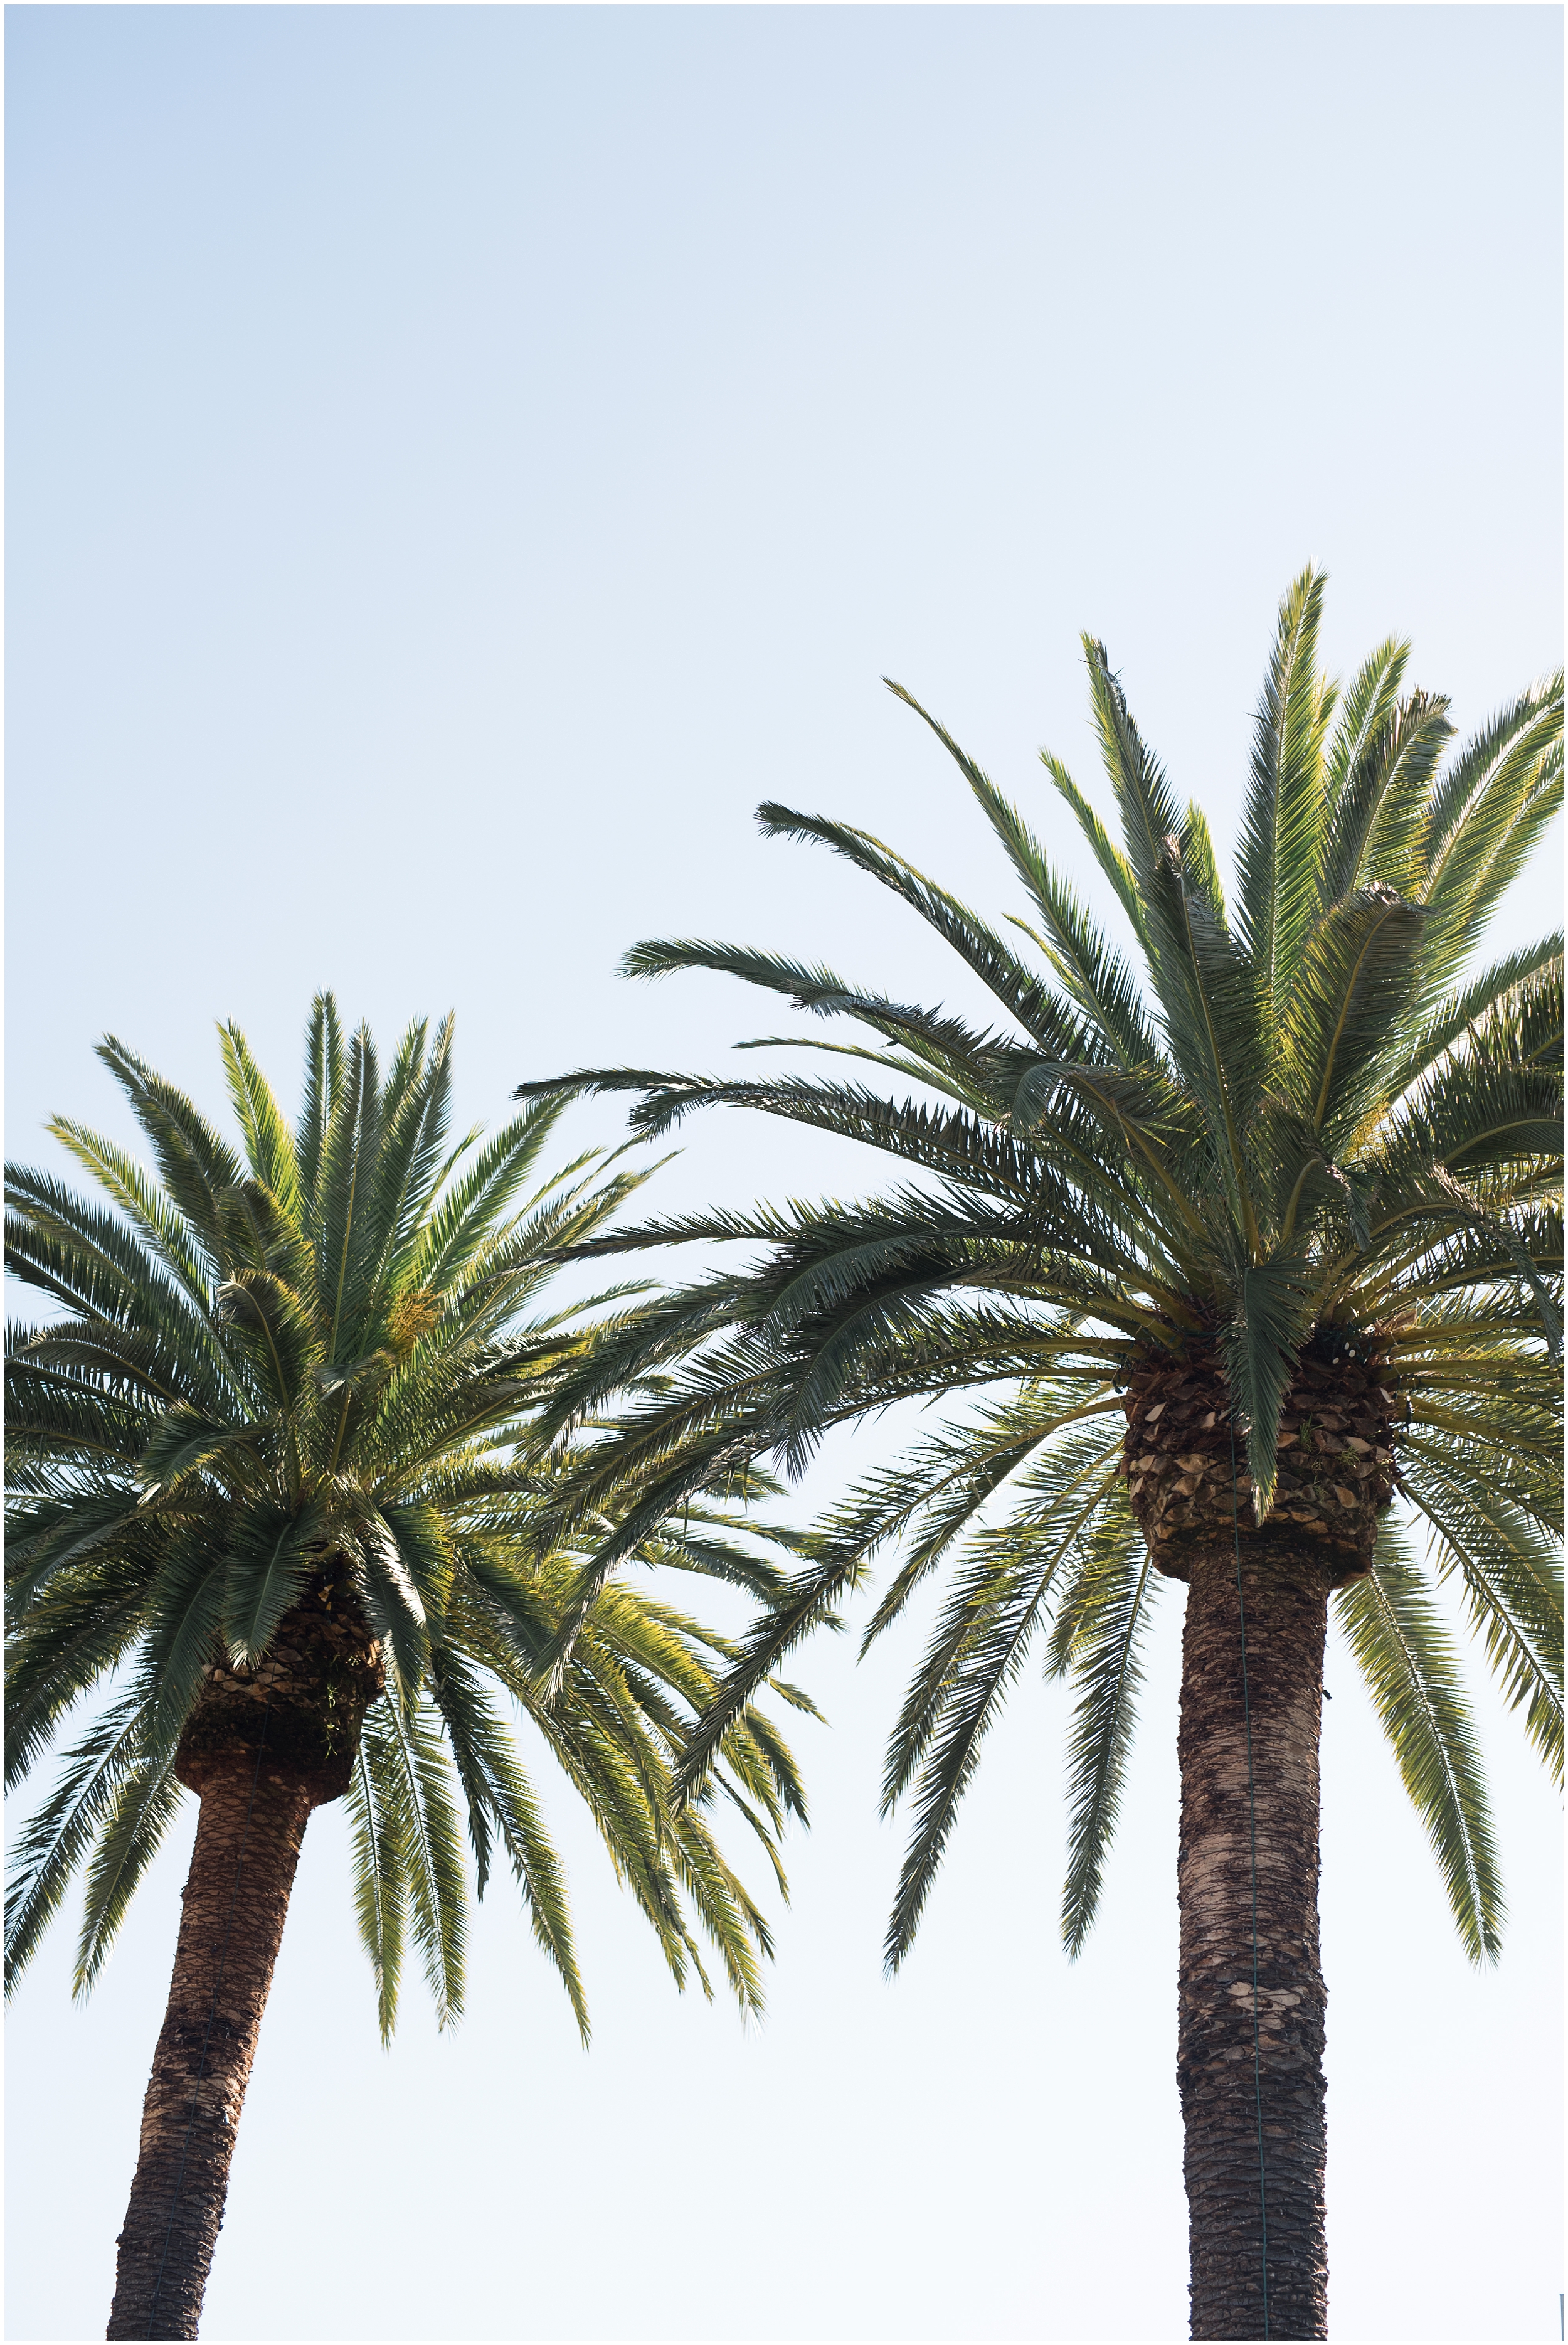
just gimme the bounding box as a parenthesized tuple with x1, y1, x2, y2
(105, 1755, 314, 2339)
(1178, 1538, 1332, 2341)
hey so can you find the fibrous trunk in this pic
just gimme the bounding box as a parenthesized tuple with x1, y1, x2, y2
(107, 1587, 382, 2339)
(105, 1755, 313, 2339)
(1177, 1539, 1332, 2340)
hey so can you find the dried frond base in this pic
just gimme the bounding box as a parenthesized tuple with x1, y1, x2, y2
(174, 1587, 384, 1805)
(1121, 1336, 1401, 1583)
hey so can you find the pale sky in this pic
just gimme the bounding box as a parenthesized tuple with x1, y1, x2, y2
(6, 8, 1562, 2342)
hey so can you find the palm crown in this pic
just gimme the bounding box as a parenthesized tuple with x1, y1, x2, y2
(520, 568, 1562, 1969)
(7, 997, 810, 2036)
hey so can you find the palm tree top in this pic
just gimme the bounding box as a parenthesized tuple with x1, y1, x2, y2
(8, 997, 815, 2036)
(512, 571, 1560, 1969)
(519, 568, 1560, 1500)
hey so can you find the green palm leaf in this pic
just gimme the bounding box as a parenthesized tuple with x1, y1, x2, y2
(1335, 1528, 1504, 1960)
(1059, 1512, 1158, 1955)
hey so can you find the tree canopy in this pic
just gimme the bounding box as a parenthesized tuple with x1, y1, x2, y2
(8, 997, 814, 2035)
(516, 568, 1562, 1967)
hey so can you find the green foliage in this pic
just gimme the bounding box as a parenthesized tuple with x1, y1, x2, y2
(7, 1001, 812, 2039)
(519, 573, 1561, 1965)
(1336, 1529, 1504, 1962)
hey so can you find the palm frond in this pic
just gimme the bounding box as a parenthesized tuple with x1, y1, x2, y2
(1237, 566, 1331, 1011)
(1335, 1528, 1504, 1961)
(1059, 1509, 1158, 1955)
(73, 1755, 184, 1997)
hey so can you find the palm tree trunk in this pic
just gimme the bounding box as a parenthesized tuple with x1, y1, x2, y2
(105, 1757, 314, 2340)
(1177, 1540, 1332, 2341)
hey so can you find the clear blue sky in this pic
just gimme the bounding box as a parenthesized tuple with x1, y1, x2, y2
(6, 8, 1562, 2341)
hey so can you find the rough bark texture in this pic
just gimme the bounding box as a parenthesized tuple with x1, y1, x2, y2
(1121, 1331, 1399, 1579)
(105, 1756, 313, 2340)
(1118, 1327, 1406, 2333)
(1178, 1539, 1333, 2341)
(107, 1587, 383, 2339)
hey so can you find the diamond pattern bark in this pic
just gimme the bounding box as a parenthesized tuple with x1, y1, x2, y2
(1178, 1541, 1333, 2340)
(105, 1586, 384, 2337)
(105, 1758, 313, 2339)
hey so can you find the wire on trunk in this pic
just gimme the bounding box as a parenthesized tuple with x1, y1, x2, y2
(1229, 1414, 1270, 2340)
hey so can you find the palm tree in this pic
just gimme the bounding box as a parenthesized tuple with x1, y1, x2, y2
(517, 573, 1562, 2339)
(6, 997, 812, 2343)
